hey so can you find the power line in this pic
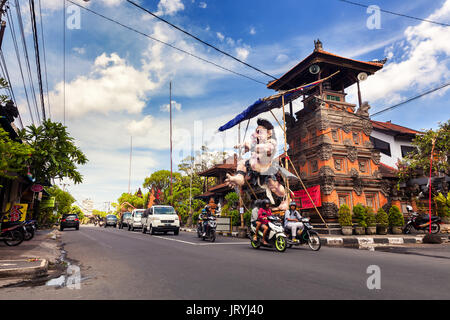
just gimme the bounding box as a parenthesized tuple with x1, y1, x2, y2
(14, 0, 41, 123)
(66, 0, 266, 85)
(6, 7, 35, 125)
(29, 0, 46, 120)
(126, 0, 277, 80)
(38, 0, 51, 119)
(339, 0, 450, 27)
(0, 50, 23, 129)
(371, 81, 450, 117)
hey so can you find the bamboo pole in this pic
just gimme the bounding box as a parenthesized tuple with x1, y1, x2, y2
(281, 95, 290, 204)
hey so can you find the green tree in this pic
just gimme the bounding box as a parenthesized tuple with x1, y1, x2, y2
(353, 204, 367, 227)
(398, 120, 450, 182)
(117, 192, 145, 210)
(19, 119, 88, 184)
(0, 127, 33, 184)
(365, 207, 376, 227)
(70, 205, 84, 219)
(47, 186, 75, 215)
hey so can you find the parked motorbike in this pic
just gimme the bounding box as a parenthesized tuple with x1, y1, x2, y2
(24, 220, 37, 241)
(250, 216, 287, 252)
(0, 222, 25, 246)
(285, 217, 321, 251)
(197, 216, 217, 242)
(403, 206, 442, 234)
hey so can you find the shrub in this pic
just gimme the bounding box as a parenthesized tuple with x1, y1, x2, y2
(388, 205, 405, 226)
(243, 210, 251, 227)
(230, 210, 240, 226)
(192, 210, 201, 225)
(366, 207, 376, 227)
(353, 204, 367, 227)
(338, 204, 352, 226)
(376, 208, 389, 227)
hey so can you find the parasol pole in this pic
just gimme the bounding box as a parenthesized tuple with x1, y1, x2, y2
(281, 95, 291, 204)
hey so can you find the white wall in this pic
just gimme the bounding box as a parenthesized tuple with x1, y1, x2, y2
(370, 130, 414, 169)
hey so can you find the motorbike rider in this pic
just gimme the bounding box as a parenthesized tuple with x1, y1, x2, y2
(200, 205, 213, 237)
(284, 201, 303, 242)
(253, 199, 272, 246)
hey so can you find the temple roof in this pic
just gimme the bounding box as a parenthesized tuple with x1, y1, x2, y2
(371, 120, 422, 137)
(268, 41, 384, 92)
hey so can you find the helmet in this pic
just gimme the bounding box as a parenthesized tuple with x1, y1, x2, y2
(254, 199, 263, 208)
(289, 201, 297, 208)
(204, 205, 211, 212)
(262, 199, 270, 206)
(201, 209, 207, 213)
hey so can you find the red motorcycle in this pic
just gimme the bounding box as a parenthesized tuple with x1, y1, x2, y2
(403, 206, 442, 234)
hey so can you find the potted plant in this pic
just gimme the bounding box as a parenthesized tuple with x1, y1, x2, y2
(389, 205, 405, 234)
(365, 207, 376, 235)
(435, 192, 450, 223)
(376, 208, 388, 235)
(353, 204, 367, 235)
(338, 204, 353, 235)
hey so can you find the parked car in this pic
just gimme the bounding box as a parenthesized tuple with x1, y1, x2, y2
(119, 212, 132, 229)
(60, 214, 80, 231)
(141, 205, 180, 235)
(128, 209, 146, 231)
(105, 214, 118, 228)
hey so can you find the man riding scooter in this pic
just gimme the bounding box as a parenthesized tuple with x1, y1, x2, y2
(200, 205, 212, 237)
(284, 201, 303, 243)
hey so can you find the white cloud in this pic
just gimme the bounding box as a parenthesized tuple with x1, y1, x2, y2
(156, 0, 185, 16)
(236, 47, 250, 61)
(49, 53, 155, 118)
(73, 47, 86, 55)
(216, 32, 225, 41)
(249, 27, 256, 35)
(160, 100, 182, 112)
(353, 0, 450, 105)
(199, 2, 207, 9)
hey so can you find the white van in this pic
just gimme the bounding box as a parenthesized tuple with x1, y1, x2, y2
(141, 205, 180, 235)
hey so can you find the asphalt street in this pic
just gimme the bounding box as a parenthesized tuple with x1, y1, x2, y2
(3, 225, 450, 300)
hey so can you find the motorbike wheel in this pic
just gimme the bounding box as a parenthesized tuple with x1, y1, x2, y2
(3, 230, 24, 246)
(274, 236, 287, 252)
(307, 231, 321, 251)
(24, 228, 35, 241)
(403, 224, 412, 234)
(431, 222, 440, 234)
(210, 230, 216, 242)
(250, 238, 260, 249)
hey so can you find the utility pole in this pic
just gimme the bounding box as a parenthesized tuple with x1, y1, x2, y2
(0, 0, 7, 49)
(169, 81, 173, 205)
(128, 136, 132, 194)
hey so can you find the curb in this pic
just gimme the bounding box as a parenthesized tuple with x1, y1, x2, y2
(0, 259, 48, 279)
(322, 236, 425, 248)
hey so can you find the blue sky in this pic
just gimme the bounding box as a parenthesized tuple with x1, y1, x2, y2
(3, 0, 449, 209)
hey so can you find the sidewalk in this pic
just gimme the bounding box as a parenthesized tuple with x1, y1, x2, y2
(180, 226, 450, 248)
(0, 228, 62, 286)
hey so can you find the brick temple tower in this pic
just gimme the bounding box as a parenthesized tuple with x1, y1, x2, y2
(268, 40, 388, 221)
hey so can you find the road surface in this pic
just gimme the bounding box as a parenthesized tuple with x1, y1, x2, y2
(3, 225, 450, 299)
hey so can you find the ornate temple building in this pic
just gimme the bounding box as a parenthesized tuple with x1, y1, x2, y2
(268, 40, 389, 221)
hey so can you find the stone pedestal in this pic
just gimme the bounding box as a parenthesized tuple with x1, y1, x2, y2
(238, 227, 248, 238)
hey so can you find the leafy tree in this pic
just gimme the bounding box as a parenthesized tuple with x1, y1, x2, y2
(19, 119, 88, 184)
(0, 127, 33, 184)
(117, 192, 145, 210)
(398, 120, 450, 182)
(365, 207, 376, 227)
(92, 209, 108, 218)
(225, 192, 239, 209)
(47, 186, 75, 215)
(70, 205, 84, 219)
(435, 192, 450, 218)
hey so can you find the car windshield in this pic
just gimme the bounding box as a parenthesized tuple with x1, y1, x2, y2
(123, 213, 131, 218)
(153, 207, 176, 215)
(134, 210, 145, 217)
(106, 215, 117, 219)
(63, 214, 77, 220)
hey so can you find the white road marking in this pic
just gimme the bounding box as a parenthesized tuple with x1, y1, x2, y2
(153, 235, 248, 246)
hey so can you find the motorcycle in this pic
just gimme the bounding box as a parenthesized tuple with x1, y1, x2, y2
(250, 215, 287, 252)
(0, 222, 26, 246)
(24, 220, 37, 241)
(403, 206, 442, 234)
(285, 217, 321, 251)
(197, 216, 217, 242)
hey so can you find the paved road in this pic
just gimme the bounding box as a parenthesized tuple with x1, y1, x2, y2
(3, 225, 450, 299)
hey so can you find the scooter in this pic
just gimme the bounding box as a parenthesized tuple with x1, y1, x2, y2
(0, 221, 25, 246)
(24, 220, 37, 241)
(285, 217, 321, 251)
(250, 216, 287, 252)
(403, 206, 442, 234)
(197, 216, 217, 242)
